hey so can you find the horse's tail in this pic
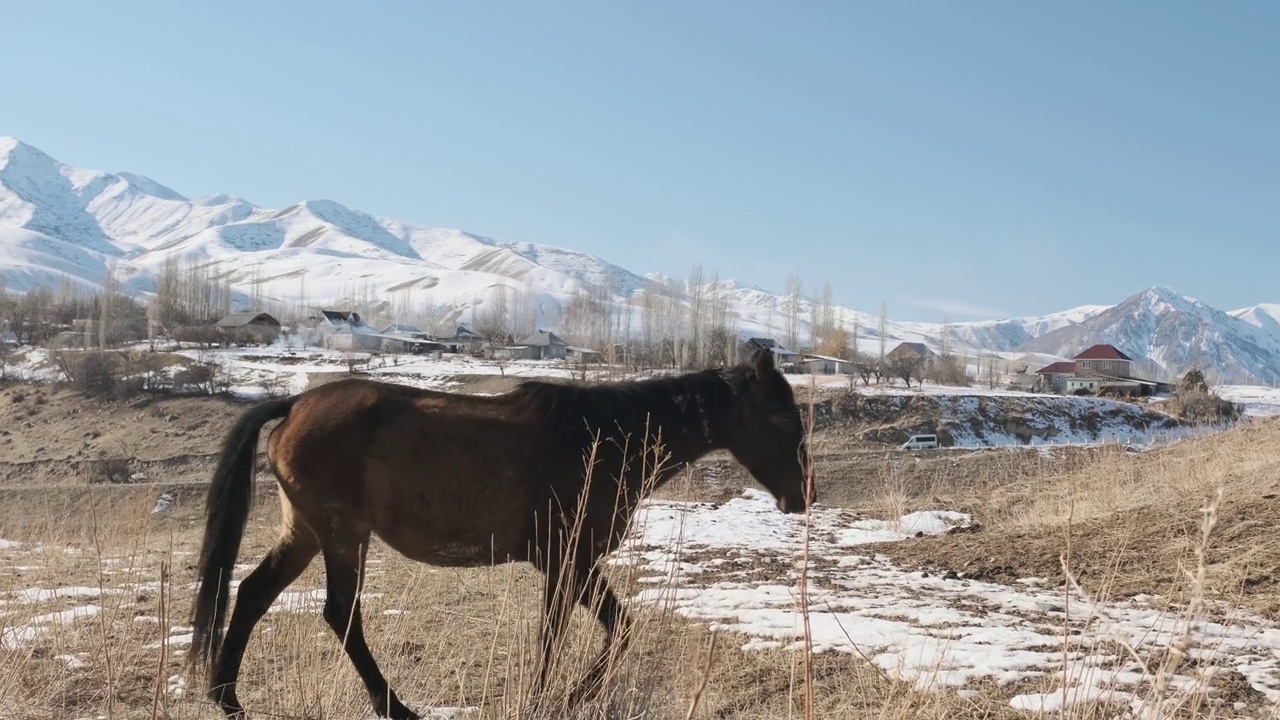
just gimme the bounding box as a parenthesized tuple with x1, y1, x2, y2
(189, 395, 297, 670)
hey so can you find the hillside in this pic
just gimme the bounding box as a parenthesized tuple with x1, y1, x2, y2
(2, 136, 1279, 383)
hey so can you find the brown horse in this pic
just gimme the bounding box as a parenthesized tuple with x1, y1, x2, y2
(188, 350, 814, 718)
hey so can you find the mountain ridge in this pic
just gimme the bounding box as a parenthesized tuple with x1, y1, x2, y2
(1, 136, 1277, 383)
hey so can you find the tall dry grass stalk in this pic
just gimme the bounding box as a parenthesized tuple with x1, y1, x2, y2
(793, 379, 818, 720)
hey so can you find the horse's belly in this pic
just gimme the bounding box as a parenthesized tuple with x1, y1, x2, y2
(403, 540, 500, 567)
(374, 525, 524, 567)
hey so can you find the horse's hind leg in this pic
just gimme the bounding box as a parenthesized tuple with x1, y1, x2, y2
(209, 526, 319, 717)
(320, 540, 418, 720)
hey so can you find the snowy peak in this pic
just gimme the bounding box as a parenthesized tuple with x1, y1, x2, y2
(115, 172, 187, 202)
(1020, 288, 1280, 384)
(1231, 304, 1280, 334)
(1130, 285, 1204, 316)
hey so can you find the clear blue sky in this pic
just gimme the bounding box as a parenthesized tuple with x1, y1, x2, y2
(5, 1, 1277, 321)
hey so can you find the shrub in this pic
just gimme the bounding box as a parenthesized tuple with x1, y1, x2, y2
(53, 350, 124, 398)
(1177, 389, 1241, 426)
(86, 456, 132, 484)
(174, 359, 231, 395)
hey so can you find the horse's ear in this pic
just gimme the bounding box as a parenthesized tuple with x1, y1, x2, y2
(754, 349, 775, 379)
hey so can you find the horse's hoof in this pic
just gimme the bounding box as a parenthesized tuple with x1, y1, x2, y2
(376, 696, 420, 720)
(211, 689, 247, 718)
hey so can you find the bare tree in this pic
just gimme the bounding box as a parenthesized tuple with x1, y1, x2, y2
(876, 300, 888, 384)
(888, 353, 926, 389)
(850, 310, 861, 360)
(508, 283, 540, 339)
(812, 281, 835, 353)
(783, 273, 803, 351)
(930, 314, 969, 386)
(686, 264, 706, 365)
(854, 351, 876, 386)
(99, 262, 118, 349)
(473, 284, 511, 341)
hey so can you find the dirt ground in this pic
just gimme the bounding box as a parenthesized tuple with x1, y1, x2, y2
(1, 378, 1278, 718)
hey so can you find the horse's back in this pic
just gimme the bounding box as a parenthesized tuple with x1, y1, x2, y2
(267, 377, 554, 565)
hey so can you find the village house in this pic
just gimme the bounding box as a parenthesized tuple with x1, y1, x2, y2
(432, 324, 487, 354)
(1074, 343, 1134, 377)
(1007, 371, 1043, 393)
(312, 309, 380, 351)
(215, 312, 282, 346)
(885, 341, 938, 366)
(1035, 361, 1077, 393)
(380, 323, 424, 336)
(885, 340, 936, 361)
(497, 330, 569, 361)
(314, 310, 368, 332)
(376, 335, 446, 355)
(742, 337, 801, 369)
(1035, 344, 1170, 397)
(797, 354, 855, 375)
(565, 346, 604, 364)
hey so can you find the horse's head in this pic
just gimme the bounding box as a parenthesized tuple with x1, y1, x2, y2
(719, 350, 815, 514)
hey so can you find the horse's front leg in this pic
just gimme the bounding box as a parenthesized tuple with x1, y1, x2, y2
(566, 564, 633, 704)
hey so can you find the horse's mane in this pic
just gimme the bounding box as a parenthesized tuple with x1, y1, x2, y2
(511, 366, 750, 442)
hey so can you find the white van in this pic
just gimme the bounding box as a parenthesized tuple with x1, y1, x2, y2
(900, 434, 939, 450)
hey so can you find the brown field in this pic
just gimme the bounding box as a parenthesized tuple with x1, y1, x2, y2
(1, 380, 1277, 719)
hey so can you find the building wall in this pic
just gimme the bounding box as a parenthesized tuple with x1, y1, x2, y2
(1077, 358, 1131, 377)
(1065, 377, 1100, 394)
(321, 333, 381, 352)
(801, 359, 851, 374)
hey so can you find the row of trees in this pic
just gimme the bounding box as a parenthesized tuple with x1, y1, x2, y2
(2, 260, 987, 387)
(0, 271, 147, 350)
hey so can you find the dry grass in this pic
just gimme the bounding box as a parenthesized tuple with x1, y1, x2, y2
(881, 418, 1280, 616)
(2, 386, 1279, 718)
(0, 482, 999, 720)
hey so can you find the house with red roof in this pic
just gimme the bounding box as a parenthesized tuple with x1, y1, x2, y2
(1035, 360, 1077, 393)
(1034, 343, 1168, 397)
(1072, 343, 1134, 377)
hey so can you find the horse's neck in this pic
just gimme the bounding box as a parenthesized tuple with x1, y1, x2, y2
(616, 375, 724, 492)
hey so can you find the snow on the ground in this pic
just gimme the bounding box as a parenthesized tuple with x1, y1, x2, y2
(613, 489, 1280, 713)
(1216, 385, 1280, 418)
(786, 374, 1043, 397)
(0, 604, 101, 649)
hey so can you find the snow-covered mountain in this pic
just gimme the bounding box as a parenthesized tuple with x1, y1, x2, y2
(1019, 288, 1280, 384)
(1230, 303, 1280, 336)
(2, 136, 1278, 383)
(0, 137, 652, 326)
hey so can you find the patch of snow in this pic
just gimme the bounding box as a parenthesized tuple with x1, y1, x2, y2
(1215, 385, 1280, 418)
(8, 586, 108, 603)
(56, 653, 89, 670)
(614, 489, 1280, 711)
(167, 673, 187, 698)
(1, 604, 102, 648)
(144, 632, 193, 650)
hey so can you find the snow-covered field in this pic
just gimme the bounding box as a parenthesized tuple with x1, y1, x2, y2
(1216, 385, 1280, 418)
(613, 489, 1280, 714)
